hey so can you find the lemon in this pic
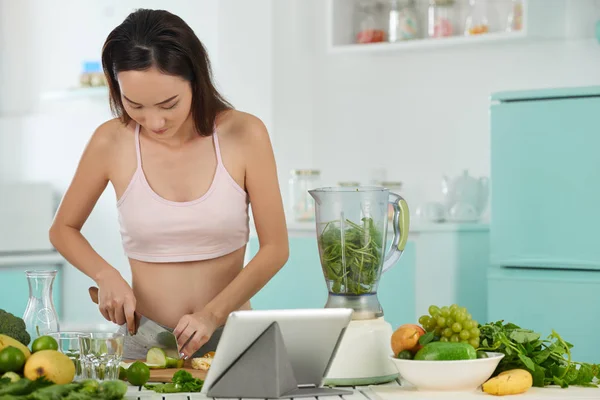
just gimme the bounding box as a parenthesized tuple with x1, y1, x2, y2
(0, 346, 26, 373)
(127, 361, 150, 386)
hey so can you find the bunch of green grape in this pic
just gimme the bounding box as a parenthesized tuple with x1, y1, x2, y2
(418, 304, 481, 349)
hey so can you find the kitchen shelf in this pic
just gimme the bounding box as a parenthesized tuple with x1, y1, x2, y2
(328, 31, 527, 54)
(326, 0, 597, 54)
(40, 86, 109, 102)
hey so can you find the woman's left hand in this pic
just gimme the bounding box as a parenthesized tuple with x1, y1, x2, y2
(173, 311, 218, 359)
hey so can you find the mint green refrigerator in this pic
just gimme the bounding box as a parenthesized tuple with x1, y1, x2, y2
(488, 86, 600, 363)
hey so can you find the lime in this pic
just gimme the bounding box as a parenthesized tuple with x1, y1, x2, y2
(0, 346, 26, 373)
(119, 366, 127, 380)
(396, 350, 413, 360)
(146, 347, 167, 368)
(127, 361, 150, 386)
(31, 336, 59, 353)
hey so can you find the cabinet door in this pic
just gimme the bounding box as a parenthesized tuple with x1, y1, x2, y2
(490, 96, 600, 270)
(248, 236, 326, 310)
(488, 265, 600, 363)
(248, 236, 416, 330)
(0, 265, 63, 320)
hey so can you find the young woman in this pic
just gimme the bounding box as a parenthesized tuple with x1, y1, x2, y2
(49, 8, 289, 360)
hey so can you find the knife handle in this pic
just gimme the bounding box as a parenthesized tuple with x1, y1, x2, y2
(89, 286, 141, 333)
(89, 286, 100, 304)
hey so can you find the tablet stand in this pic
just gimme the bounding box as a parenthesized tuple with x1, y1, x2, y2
(206, 321, 353, 399)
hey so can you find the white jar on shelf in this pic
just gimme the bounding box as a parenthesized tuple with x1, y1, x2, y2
(464, 0, 490, 35)
(387, 0, 419, 42)
(427, 0, 457, 38)
(288, 170, 321, 222)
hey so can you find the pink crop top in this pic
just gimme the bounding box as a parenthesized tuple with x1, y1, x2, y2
(116, 124, 250, 263)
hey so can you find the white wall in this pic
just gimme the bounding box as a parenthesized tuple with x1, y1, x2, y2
(271, 0, 600, 210)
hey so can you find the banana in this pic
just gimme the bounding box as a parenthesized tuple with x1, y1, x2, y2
(482, 369, 533, 396)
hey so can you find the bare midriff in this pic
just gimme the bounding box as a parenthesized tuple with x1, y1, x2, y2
(130, 246, 251, 328)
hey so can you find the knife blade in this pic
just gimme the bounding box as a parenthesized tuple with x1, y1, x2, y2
(88, 286, 181, 358)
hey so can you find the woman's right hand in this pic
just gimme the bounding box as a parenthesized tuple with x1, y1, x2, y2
(96, 269, 137, 334)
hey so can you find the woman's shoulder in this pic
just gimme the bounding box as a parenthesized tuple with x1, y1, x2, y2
(217, 110, 269, 145)
(87, 118, 135, 153)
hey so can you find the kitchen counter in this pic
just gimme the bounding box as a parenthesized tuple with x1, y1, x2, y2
(125, 380, 599, 399)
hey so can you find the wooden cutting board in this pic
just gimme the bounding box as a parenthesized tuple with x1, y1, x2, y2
(125, 359, 208, 383)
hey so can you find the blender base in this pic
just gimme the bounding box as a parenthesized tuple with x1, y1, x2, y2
(324, 318, 399, 387)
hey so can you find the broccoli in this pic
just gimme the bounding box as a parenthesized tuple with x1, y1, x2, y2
(0, 310, 30, 346)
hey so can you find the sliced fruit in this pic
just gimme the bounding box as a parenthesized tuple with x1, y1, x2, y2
(1, 371, 20, 382)
(0, 334, 31, 360)
(191, 356, 212, 371)
(127, 361, 150, 386)
(146, 347, 167, 368)
(120, 361, 163, 370)
(166, 356, 184, 368)
(31, 336, 59, 353)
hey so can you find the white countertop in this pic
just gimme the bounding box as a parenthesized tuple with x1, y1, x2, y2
(125, 379, 599, 399)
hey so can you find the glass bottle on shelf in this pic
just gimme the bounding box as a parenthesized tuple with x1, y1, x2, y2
(387, 0, 419, 42)
(464, 0, 489, 35)
(427, 0, 456, 38)
(22, 270, 59, 341)
(288, 169, 321, 222)
(355, 0, 386, 44)
(506, 0, 523, 32)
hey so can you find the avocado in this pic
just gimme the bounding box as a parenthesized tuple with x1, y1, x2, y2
(414, 341, 477, 361)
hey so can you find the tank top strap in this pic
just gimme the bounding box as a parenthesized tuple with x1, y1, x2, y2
(212, 127, 223, 166)
(134, 124, 142, 168)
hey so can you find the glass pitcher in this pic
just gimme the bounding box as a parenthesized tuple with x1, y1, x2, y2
(309, 186, 410, 319)
(22, 270, 59, 340)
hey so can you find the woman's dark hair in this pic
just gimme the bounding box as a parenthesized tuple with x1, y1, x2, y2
(101, 8, 232, 136)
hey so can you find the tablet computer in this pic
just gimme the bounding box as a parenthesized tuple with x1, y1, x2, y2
(201, 308, 353, 397)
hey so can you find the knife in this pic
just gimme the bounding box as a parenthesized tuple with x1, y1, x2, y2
(88, 286, 182, 358)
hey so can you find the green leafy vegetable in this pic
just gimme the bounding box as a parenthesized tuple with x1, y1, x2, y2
(318, 217, 383, 295)
(0, 309, 31, 346)
(478, 320, 600, 388)
(144, 370, 203, 393)
(418, 331, 435, 346)
(0, 378, 126, 399)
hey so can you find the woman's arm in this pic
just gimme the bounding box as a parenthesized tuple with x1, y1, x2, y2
(175, 115, 289, 357)
(49, 120, 137, 333)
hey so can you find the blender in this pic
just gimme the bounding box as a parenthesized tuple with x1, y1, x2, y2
(309, 186, 410, 386)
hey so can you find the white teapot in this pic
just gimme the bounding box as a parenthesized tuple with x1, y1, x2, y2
(442, 170, 489, 222)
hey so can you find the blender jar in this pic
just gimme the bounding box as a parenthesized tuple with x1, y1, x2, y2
(309, 186, 410, 319)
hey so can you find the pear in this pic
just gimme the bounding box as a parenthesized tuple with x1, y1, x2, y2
(24, 349, 75, 384)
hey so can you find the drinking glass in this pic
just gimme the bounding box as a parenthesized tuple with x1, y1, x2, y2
(79, 332, 124, 381)
(48, 331, 90, 381)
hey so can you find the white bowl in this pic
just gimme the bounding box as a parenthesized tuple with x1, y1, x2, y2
(389, 352, 505, 392)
